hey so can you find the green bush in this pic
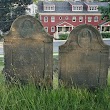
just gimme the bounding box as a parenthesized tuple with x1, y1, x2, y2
(101, 33, 110, 38)
(59, 34, 68, 40)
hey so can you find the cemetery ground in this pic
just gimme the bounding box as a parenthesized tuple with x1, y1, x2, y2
(0, 56, 110, 110)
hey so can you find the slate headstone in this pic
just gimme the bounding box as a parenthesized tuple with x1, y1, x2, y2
(3, 15, 53, 87)
(59, 24, 110, 88)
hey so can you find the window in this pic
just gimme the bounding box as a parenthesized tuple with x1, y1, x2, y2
(79, 16, 83, 22)
(44, 27, 48, 32)
(51, 26, 55, 32)
(51, 16, 55, 22)
(44, 5, 55, 11)
(72, 16, 76, 22)
(73, 6, 76, 10)
(65, 16, 68, 20)
(44, 16, 48, 22)
(51, 6, 54, 10)
(59, 16, 62, 20)
(72, 6, 83, 11)
(88, 17, 92, 22)
(89, 6, 98, 11)
(94, 16, 98, 22)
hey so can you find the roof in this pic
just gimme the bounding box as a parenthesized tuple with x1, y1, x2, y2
(43, 1, 55, 5)
(69, 1, 83, 5)
(99, 21, 110, 26)
(85, 2, 109, 6)
(38, 1, 109, 14)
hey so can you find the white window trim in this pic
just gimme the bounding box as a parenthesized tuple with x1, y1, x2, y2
(79, 16, 83, 22)
(88, 17, 92, 22)
(72, 5, 83, 11)
(44, 27, 48, 32)
(72, 16, 76, 22)
(51, 16, 55, 22)
(88, 6, 98, 11)
(51, 26, 55, 32)
(65, 16, 68, 20)
(44, 16, 48, 22)
(59, 16, 62, 20)
(44, 5, 55, 11)
(94, 16, 98, 22)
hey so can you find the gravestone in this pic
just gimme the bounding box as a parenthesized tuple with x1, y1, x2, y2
(59, 24, 110, 88)
(3, 15, 53, 87)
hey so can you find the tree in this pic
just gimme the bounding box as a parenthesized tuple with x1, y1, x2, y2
(99, 0, 110, 1)
(99, 3, 110, 21)
(0, 0, 32, 33)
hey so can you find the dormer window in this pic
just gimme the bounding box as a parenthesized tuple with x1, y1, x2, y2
(88, 6, 98, 11)
(44, 5, 55, 11)
(72, 5, 83, 11)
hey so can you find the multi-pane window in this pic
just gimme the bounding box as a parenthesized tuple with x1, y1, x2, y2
(72, 16, 76, 22)
(44, 5, 55, 11)
(51, 26, 55, 32)
(94, 16, 98, 22)
(73, 6, 76, 10)
(89, 6, 98, 11)
(44, 27, 48, 32)
(79, 16, 83, 22)
(51, 6, 55, 10)
(72, 6, 83, 11)
(88, 17, 92, 22)
(44, 16, 48, 22)
(51, 16, 55, 22)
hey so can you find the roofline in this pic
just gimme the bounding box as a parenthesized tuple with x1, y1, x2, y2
(57, 21, 73, 26)
(39, 13, 101, 15)
(100, 21, 110, 26)
(69, 1, 73, 6)
(69, 1, 83, 6)
(84, 2, 98, 6)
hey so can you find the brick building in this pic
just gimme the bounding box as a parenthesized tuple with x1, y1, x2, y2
(38, 1, 109, 38)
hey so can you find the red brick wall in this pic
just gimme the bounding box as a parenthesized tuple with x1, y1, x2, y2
(40, 14, 104, 35)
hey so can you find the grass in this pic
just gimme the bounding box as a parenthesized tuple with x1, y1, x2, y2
(0, 56, 110, 110)
(0, 83, 110, 110)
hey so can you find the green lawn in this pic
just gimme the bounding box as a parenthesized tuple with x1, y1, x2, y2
(0, 56, 110, 110)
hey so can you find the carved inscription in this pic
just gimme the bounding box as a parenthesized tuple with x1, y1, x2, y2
(77, 29, 92, 48)
(19, 20, 34, 38)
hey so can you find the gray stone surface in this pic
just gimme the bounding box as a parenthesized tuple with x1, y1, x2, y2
(3, 15, 53, 87)
(59, 24, 110, 88)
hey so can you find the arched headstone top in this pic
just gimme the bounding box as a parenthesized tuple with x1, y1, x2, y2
(62, 24, 107, 50)
(19, 19, 34, 38)
(77, 28, 93, 48)
(59, 24, 110, 88)
(6, 15, 53, 41)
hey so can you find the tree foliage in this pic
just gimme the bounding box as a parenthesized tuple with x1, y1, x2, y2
(0, 0, 32, 33)
(99, 3, 110, 21)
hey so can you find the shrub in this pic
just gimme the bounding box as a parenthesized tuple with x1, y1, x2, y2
(59, 34, 68, 40)
(101, 33, 110, 38)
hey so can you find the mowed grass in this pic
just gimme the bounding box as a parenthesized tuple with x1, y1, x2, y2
(0, 57, 110, 110)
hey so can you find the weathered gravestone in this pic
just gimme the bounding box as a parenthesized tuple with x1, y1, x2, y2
(59, 24, 110, 88)
(3, 15, 53, 87)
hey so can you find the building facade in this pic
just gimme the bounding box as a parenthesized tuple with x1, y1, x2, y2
(38, 1, 109, 38)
